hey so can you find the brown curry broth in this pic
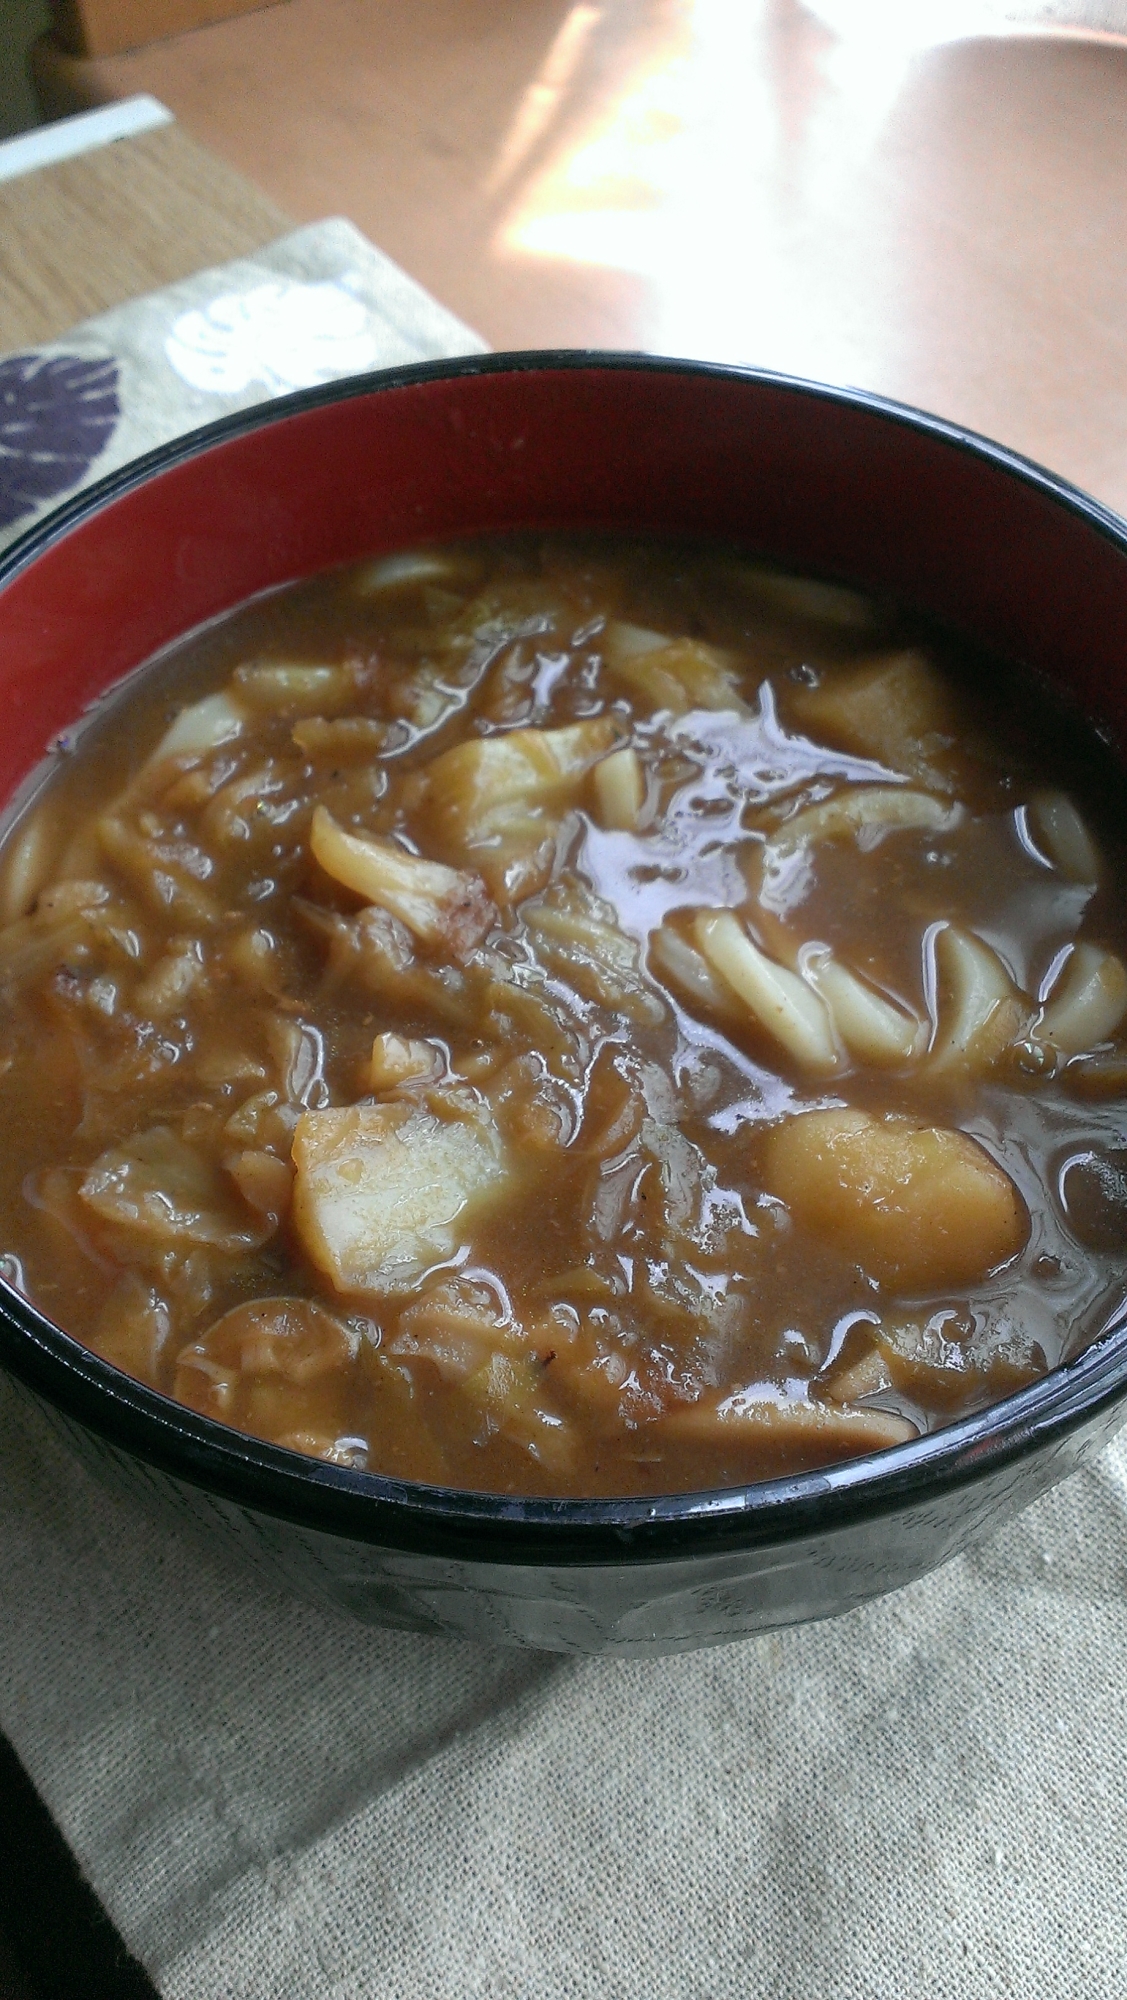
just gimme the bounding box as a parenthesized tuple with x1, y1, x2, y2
(0, 532, 1123, 1496)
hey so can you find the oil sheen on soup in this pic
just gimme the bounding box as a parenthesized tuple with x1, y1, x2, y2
(0, 534, 1125, 1497)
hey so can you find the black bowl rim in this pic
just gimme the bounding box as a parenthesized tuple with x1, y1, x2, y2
(2, 346, 1127, 1569)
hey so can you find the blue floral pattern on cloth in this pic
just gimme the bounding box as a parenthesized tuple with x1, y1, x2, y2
(0, 353, 121, 532)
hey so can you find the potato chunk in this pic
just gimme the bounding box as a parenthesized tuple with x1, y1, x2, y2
(790, 650, 958, 787)
(291, 1093, 512, 1294)
(762, 1108, 1027, 1291)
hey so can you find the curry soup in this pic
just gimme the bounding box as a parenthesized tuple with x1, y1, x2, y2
(0, 533, 1123, 1496)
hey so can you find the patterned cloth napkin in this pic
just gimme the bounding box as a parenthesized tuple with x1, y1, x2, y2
(2, 223, 1127, 2000)
(0, 216, 487, 554)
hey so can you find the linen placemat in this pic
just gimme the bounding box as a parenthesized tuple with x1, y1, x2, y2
(2, 226, 1126, 2000)
(0, 215, 487, 554)
(5, 1367, 1126, 1999)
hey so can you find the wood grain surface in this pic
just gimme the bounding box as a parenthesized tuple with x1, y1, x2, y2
(0, 120, 292, 349)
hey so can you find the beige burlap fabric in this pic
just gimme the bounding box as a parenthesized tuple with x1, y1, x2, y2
(3, 1367, 1126, 1998)
(0, 216, 486, 560)
(1, 222, 1125, 2000)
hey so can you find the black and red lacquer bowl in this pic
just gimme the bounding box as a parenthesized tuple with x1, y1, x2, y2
(2, 353, 1127, 1654)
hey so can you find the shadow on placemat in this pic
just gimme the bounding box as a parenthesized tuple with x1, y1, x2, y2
(0, 1734, 157, 2000)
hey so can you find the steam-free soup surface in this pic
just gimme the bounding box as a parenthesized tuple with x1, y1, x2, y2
(0, 534, 1125, 1495)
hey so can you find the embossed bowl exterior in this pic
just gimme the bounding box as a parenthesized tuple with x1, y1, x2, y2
(2, 353, 1126, 1654)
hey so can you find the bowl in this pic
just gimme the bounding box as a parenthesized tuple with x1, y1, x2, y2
(2, 351, 1127, 1656)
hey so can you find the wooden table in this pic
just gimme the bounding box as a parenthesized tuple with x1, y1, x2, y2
(0, 118, 291, 351)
